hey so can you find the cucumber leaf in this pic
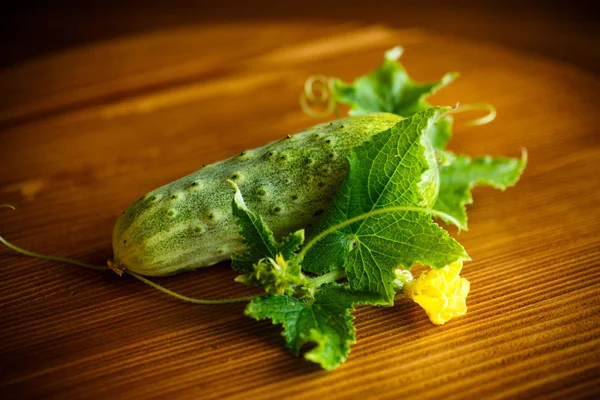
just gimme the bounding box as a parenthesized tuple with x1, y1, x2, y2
(428, 115, 453, 151)
(230, 182, 304, 272)
(245, 283, 381, 370)
(302, 108, 469, 305)
(330, 49, 526, 232)
(332, 47, 457, 117)
(434, 152, 528, 230)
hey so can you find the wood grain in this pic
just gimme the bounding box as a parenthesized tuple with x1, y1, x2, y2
(1, 22, 599, 399)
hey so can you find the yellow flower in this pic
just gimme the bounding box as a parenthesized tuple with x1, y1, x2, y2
(408, 261, 470, 325)
(272, 254, 287, 270)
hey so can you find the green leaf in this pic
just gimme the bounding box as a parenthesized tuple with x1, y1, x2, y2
(302, 108, 469, 304)
(428, 115, 453, 151)
(229, 182, 304, 272)
(245, 283, 381, 370)
(332, 48, 457, 117)
(433, 152, 528, 230)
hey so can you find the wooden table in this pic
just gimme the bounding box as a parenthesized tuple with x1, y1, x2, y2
(1, 22, 599, 399)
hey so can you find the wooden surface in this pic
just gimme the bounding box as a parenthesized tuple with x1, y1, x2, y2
(1, 22, 599, 399)
(3, 1, 599, 75)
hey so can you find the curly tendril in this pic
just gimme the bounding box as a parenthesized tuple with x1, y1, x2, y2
(299, 74, 337, 118)
(299, 72, 496, 128)
(449, 102, 497, 126)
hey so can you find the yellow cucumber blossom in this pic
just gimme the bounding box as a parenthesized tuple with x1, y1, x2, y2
(272, 254, 287, 270)
(408, 261, 470, 325)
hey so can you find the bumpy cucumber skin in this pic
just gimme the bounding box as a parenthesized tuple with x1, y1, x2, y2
(112, 113, 415, 276)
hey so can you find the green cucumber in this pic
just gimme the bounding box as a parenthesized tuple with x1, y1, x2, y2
(112, 112, 437, 276)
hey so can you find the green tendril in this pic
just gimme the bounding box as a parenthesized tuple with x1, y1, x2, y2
(1, 204, 108, 272)
(126, 271, 257, 305)
(0, 234, 109, 272)
(449, 103, 497, 126)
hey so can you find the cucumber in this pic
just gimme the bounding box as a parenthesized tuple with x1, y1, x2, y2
(112, 112, 431, 276)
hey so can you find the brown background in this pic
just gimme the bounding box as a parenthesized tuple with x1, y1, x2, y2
(1, 1, 599, 399)
(2, 0, 599, 73)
